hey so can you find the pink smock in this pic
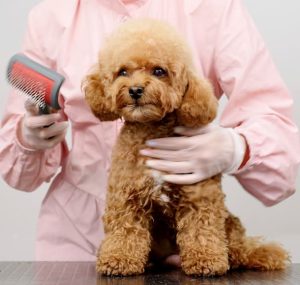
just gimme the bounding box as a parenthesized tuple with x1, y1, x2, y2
(1, 0, 299, 261)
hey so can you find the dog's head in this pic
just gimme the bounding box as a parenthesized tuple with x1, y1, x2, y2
(84, 19, 217, 127)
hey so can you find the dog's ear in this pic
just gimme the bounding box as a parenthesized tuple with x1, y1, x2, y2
(83, 68, 119, 121)
(176, 71, 218, 127)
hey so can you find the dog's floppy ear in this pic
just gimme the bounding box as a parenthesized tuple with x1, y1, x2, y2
(176, 71, 218, 127)
(83, 68, 119, 121)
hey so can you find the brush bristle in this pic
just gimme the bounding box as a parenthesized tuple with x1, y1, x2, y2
(7, 61, 54, 108)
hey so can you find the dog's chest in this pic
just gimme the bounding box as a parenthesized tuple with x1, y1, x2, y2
(113, 115, 181, 215)
(149, 169, 179, 204)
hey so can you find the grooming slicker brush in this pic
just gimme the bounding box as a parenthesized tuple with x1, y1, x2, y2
(6, 54, 65, 114)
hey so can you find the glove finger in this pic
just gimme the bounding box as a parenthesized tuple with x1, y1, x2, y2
(146, 159, 194, 174)
(174, 123, 218, 136)
(25, 113, 61, 129)
(34, 129, 67, 150)
(162, 173, 204, 185)
(140, 148, 186, 161)
(24, 99, 39, 116)
(37, 121, 69, 139)
(146, 136, 191, 150)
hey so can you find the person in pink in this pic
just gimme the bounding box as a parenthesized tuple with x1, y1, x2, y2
(0, 0, 299, 263)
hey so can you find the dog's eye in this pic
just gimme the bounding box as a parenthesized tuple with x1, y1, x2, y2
(152, 67, 167, 77)
(117, 68, 128, 77)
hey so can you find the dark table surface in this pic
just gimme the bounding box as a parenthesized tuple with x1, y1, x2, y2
(0, 262, 299, 285)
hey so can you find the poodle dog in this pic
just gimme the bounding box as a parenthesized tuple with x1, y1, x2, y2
(84, 19, 289, 276)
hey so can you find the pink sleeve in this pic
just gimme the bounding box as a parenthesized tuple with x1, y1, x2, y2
(0, 5, 68, 192)
(214, 0, 300, 206)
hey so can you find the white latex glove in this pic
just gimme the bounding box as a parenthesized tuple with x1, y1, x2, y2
(140, 124, 247, 185)
(17, 100, 69, 151)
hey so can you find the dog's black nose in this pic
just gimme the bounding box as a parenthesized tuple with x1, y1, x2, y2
(129, 86, 144, 100)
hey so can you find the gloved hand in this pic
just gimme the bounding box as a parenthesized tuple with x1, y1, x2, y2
(17, 100, 69, 151)
(140, 124, 247, 184)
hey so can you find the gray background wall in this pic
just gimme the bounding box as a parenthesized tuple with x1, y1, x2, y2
(0, 0, 299, 261)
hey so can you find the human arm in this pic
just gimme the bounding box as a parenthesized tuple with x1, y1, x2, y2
(0, 4, 69, 191)
(213, 0, 300, 206)
(141, 0, 300, 206)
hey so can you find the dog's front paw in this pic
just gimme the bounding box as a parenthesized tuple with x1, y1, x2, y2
(96, 233, 150, 276)
(181, 248, 229, 276)
(97, 252, 145, 276)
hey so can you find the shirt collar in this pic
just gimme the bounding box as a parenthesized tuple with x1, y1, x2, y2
(100, 0, 149, 13)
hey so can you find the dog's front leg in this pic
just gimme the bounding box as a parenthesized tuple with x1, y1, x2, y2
(97, 180, 153, 276)
(176, 176, 229, 276)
